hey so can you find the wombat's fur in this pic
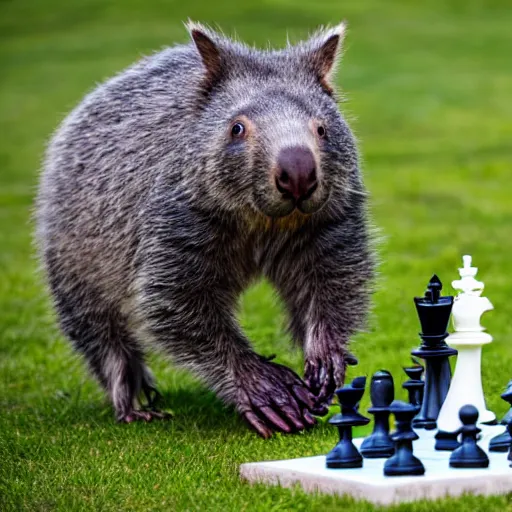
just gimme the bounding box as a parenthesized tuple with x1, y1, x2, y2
(36, 22, 375, 437)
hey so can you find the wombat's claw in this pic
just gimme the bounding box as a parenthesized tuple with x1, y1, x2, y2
(242, 410, 273, 439)
(119, 409, 171, 423)
(304, 360, 333, 402)
(305, 351, 357, 412)
(241, 399, 316, 439)
(237, 359, 318, 438)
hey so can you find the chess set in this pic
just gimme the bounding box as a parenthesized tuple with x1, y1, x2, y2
(240, 255, 512, 504)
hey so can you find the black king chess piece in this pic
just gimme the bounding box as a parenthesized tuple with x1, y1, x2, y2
(411, 275, 457, 430)
(449, 405, 489, 468)
(384, 400, 425, 476)
(360, 371, 395, 458)
(326, 376, 370, 469)
(489, 381, 512, 452)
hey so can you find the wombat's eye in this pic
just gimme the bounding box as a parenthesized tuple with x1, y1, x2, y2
(231, 122, 245, 138)
(317, 125, 326, 138)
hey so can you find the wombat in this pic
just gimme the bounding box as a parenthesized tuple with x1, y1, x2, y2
(36, 22, 375, 437)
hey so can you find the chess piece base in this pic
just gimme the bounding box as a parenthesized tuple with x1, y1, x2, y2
(360, 435, 394, 459)
(384, 455, 425, 476)
(450, 459, 490, 469)
(434, 430, 460, 451)
(326, 459, 363, 469)
(489, 430, 511, 452)
(326, 443, 363, 468)
(449, 446, 489, 468)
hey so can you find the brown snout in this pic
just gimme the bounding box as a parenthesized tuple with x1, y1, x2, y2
(275, 146, 318, 202)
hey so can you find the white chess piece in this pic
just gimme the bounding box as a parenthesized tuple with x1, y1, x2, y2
(437, 255, 495, 433)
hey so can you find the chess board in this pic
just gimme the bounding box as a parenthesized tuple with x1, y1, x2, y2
(240, 425, 512, 505)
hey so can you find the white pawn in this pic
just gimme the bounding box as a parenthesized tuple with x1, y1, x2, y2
(437, 255, 495, 439)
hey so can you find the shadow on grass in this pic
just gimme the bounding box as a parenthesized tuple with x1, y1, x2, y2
(159, 386, 253, 436)
(6, 383, 244, 436)
(5, 377, 332, 445)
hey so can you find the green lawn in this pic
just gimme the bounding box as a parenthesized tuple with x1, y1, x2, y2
(1, 0, 512, 510)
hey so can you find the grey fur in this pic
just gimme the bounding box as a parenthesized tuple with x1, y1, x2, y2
(35, 22, 375, 437)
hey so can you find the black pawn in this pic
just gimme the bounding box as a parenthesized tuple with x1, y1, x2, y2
(384, 400, 425, 476)
(326, 376, 370, 469)
(449, 405, 489, 468)
(489, 382, 512, 452)
(360, 371, 395, 458)
(402, 360, 425, 409)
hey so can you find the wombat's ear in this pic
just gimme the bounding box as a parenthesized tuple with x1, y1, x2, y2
(303, 23, 346, 93)
(186, 21, 224, 90)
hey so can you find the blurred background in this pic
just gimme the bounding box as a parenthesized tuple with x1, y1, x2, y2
(1, 0, 512, 510)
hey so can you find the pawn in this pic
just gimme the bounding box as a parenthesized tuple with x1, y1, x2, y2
(489, 381, 512, 452)
(402, 360, 425, 409)
(326, 376, 370, 469)
(360, 371, 395, 458)
(384, 400, 425, 476)
(449, 405, 489, 468)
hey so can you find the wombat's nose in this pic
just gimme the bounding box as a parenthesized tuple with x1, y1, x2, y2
(275, 146, 318, 201)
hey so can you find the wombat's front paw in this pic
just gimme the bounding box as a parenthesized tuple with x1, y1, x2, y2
(304, 351, 358, 412)
(236, 357, 318, 438)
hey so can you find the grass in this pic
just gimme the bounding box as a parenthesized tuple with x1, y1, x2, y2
(1, 0, 512, 510)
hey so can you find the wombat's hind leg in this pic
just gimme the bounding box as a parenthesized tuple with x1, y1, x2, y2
(55, 297, 169, 422)
(142, 382, 164, 410)
(103, 349, 170, 423)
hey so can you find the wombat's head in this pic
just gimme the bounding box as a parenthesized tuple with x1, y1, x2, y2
(189, 22, 362, 222)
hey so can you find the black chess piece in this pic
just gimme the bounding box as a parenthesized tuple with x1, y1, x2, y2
(326, 376, 370, 469)
(489, 381, 512, 452)
(384, 400, 425, 476)
(507, 420, 512, 467)
(360, 371, 395, 458)
(449, 405, 489, 468)
(402, 359, 425, 409)
(502, 400, 512, 425)
(434, 429, 460, 451)
(411, 275, 457, 430)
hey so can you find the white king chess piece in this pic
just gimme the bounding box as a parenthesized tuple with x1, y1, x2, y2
(436, 255, 495, 439)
